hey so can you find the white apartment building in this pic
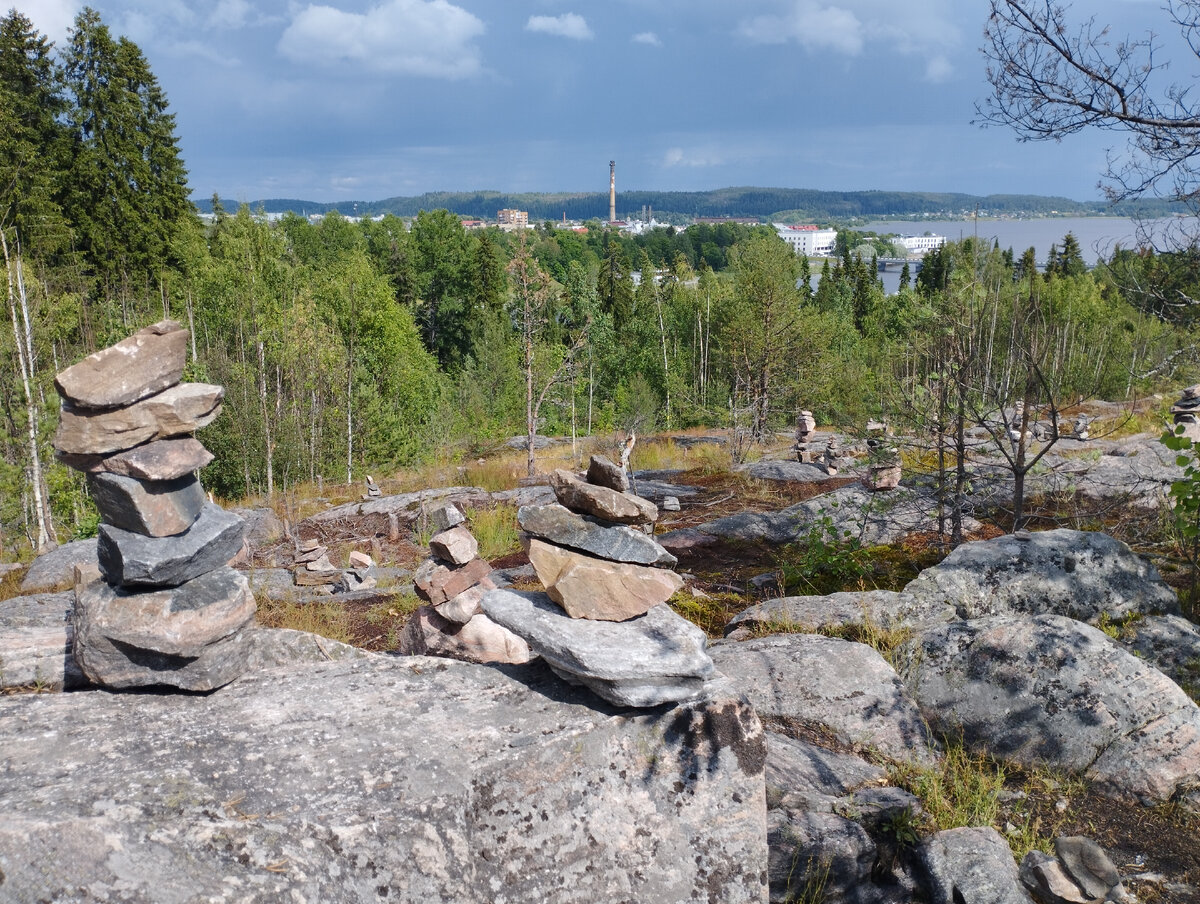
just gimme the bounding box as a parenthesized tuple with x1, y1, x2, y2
(774, 224, 838, 256)
(896, 233, 946, 255)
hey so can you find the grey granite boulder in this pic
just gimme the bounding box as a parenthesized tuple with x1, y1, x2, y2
(73, 566, 256, 691)
(902, 529, 1179, 622)
(710, 634, 940, 766)
(768, 808, 876, 903)
(482, 589, 715, 707)
(87, 471, 206, 537)
(1115, 614, 1200, 692)
(919, 827, 1032, 904)
(725, 589, 956, 639)
(737, 460, 836, 483)
(0, 590, 80, 690)
(19, 539, 98, 593)
(98, 503, 245, 587)
(518, 503, 677, 566)
(897, 614, 1200, 807)
(53, 319, 187, 409)
(765, 732, 887, 809)
(57, 436, 214, 480)
(586, 453, 629, 492)
(0, 655, 767, 903)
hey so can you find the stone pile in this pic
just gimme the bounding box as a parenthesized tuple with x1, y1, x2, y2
(363, 475, 382, 499)
(1172, 384, 1200, 441)
(793, 409, 819, 462)
(822, 436, 841, 475)
(482, 455, 717, 708)
(865, 421, 901, 491)
(291, 540, 376, 593)
(53, 321, 252, 691)
(398, 504, 533, 664)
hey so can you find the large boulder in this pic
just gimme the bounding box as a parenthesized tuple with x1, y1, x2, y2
(710, 634, 940, 767)
(919, 827, 1032, 904)
(902, 529, 1179, 622)
(0, 656, 768, 903)
(0, 589, 81, 690)
(897, 614, 1200, 808)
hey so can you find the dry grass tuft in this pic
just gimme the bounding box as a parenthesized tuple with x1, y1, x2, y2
(254, 593, 356, 644)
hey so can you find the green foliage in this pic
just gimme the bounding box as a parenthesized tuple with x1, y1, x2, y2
(1162, 425, 1200, 614)
(777, 516, 869, 595)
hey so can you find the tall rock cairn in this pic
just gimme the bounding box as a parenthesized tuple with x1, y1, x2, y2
(53, 321, 252, 691)
(483, 454, 716, 708)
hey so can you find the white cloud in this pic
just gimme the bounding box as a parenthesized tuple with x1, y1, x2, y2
(738, 1, 863, 54)
(209, 0, 252, 29)
(632, 31, 661, 46)
(663, 146, 724, 168)
(525, 13, 593, 41)
(924, 54, 952, 82)
(278, 0, 486, 78)
(15, 0, 81, 43)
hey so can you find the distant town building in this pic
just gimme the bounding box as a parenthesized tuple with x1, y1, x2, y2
(896, 233, 946, 255)
(695, 217, 760, 225)
(774, 224, 838, 256)
(497, 209, 529, 230)
(460, 219, 486, 229)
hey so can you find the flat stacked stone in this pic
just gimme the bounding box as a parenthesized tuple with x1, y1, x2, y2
(398, 504, 533, 664)
(53, 321, 251, 691)
(482, 456, 714, 708)
(865, 421, 901, 491)
(1172, 384, 1200, 441)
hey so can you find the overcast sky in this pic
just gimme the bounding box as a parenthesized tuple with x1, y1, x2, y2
(13, 0, 1171, 204)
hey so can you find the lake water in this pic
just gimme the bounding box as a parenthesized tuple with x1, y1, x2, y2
(847, 216, 1180, 295)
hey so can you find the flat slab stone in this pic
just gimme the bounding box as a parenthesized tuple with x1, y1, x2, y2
(586, 454, 629, 492)
(54, 383, 225, 455)
(525, 538, 683, 621)
(710, 634, 940, 767)
(0, 588, 83, 690)
(736, 460, 836, 483)
(97, 503, 246, 588)
(724, 589, 956, 639)
(19, 539, 98, 593)
(303, 486, 490, 525)
(518, 503, 677, 566)
(413, 556, 491, 606)
(482, 589, 715, 707)
(920, 827, 1032, 904)
(0, 656, 767, 903)
(57, 437, 214, 480)
(73, 566, 256, 690)
(897, 614, 1200, 807)
(550, 469, 658, 525)
(88, 471, 206, 537)
(53, 320, 187, 409)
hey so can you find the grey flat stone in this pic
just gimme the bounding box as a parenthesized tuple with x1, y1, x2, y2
(73, 566, 256, 691)
(919, 827, 1033, 904)
(737, 460, 837, 483)
(586, 454, 629, 492)
(764, 731, 887, 805)
(54, 382, 225, 455)
(88, 471, 206, 537)
(725, 589, 956, 638)
(57, 437, 214, 480)
(53, 320, 187, 409)
(98, 503, 245, 587)
(304, 486, 490, 525)
(518, 503, 677, 566)
(482, 589, 715, 707)
(0, 656, 767, 903)
(550, 470, 658, 525)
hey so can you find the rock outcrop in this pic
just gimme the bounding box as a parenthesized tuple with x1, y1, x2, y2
(0, 654, 768, 904)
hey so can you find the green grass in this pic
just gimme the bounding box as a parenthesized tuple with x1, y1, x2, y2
(470, 504, 521, 561)
(254, 593, 356, 644)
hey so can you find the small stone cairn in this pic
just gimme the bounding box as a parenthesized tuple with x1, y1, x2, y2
(793, 410, 819, 463)
(865, 420, 901, 491)
(822, 436, 841, 475)
(53, 321, 252, 691)
(482, 454, 717, 708)
(292, 539, 376, 593)
(1172, 384, 1200, 441)
(398, 504, 533, 664)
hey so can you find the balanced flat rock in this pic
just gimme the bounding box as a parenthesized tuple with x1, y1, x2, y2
(87, 471, 206, 537)
(53, 320, 187, 409)
(97, 503, 245, 588)
(429, 525, 478, 565)
(549, 469, 657, 525)
(585, 454, 629, 493)
(57, 437, 214, 480)
(414, 557, 491, 606)
(72, 566, 255, 691)
(482, 589, 714, 707)
(518, 503, 676, 566)
(55, 383, 225, 456)
(525, 538, 682, 621)
(0, 656, 767, 903)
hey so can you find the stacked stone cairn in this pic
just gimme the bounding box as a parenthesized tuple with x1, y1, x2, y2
(865, 420, 901, 491)
(52, 321, 252, 692)
(481, 454, 717, 708)
(292, 540, 376, 593)
(793, 409, 819, 463)
(398, 504, 533, 664)
(1172, 384, 1200, 441)
(822, 436, 841, 475)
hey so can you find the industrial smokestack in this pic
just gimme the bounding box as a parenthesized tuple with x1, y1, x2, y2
(609, 160, 616, 223)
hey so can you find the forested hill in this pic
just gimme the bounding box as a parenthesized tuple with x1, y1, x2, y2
(198, 188, 1182, 222)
